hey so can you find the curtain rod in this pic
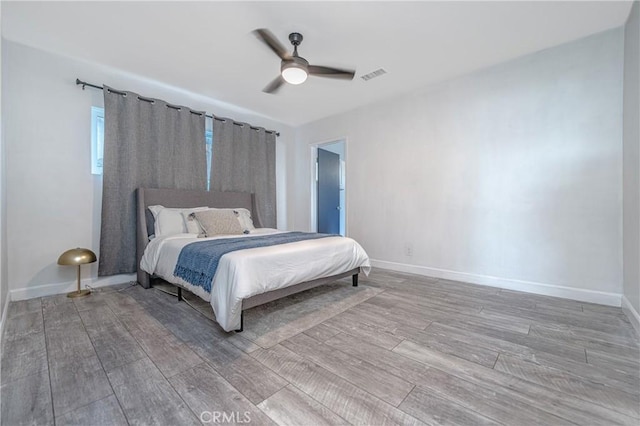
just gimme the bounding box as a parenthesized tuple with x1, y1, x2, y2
(75, 79, 280, 137)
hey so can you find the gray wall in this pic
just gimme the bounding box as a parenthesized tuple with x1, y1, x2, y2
(293, 29, 625, 305)
(2, 40, 293, 299)
(0, 2, 7, 325)
(623, 1, 640, 321)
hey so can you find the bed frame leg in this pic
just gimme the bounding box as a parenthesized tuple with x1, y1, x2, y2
(177, 287, 183, 302)
(352, 273, 359, 287)
(236, 311, 244, 333)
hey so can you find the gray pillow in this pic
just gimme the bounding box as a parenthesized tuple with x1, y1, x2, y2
(193, 209, 244, 237)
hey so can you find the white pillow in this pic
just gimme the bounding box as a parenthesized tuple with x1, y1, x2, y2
(148, 205, 207, 237)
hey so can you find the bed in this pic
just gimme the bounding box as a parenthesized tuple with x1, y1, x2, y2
(136, 188, 371, 332)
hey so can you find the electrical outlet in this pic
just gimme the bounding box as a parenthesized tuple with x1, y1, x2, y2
(404, 243, 413, 257)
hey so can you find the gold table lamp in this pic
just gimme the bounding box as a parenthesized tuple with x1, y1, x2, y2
(58, 248, 97, 298)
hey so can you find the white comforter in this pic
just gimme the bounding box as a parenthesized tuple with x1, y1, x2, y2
(140, 229, 371, 331)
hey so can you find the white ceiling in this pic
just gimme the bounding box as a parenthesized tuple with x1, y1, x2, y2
(2, 1, 632, 126)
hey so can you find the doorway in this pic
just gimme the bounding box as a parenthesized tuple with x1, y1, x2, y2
(312, 140, 346, 236)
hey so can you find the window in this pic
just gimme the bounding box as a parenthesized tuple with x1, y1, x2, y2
(90, 108, 214, 188)
(206, 129, 213, 189)
(91, 107, 104, 175)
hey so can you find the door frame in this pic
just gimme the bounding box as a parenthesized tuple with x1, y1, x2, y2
(309, 138, 348, 235)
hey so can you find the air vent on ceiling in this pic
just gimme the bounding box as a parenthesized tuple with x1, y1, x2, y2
(360, 68, 387, 81)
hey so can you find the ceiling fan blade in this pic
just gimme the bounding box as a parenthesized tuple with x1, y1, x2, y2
(308, 65, 355, 80)
(263, 75, 285, 94)
(253, 29, 290, 60)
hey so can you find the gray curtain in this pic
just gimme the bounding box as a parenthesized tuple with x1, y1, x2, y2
(99, 86, 206, 276)
(210, 119, 276, 228)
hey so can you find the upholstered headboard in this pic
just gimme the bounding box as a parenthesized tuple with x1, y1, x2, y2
(136, 187, 261, 288)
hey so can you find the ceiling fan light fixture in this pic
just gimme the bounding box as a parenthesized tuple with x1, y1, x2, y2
(282, 66, 307, 85)
(281, 59, 308, 85)
(254, 29, 355, 93)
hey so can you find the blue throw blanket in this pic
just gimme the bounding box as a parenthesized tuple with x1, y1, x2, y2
(174, 232, 336, 293)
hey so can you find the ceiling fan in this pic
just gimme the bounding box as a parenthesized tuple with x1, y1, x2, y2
(253, 28, 356, 94)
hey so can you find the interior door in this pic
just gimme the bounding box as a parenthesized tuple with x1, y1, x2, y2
(317, 148, 341, 234)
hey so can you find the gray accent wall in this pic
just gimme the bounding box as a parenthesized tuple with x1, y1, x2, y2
(293, 29, 625, 304)
(623, 1, 640, 321)
(0, 2, 7, 324)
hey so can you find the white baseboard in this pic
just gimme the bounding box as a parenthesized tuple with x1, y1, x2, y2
(0, 291, 11, 348)
(621, 295, 640, 337)
(370, 259, 622, 307)
(10, 274, 136, 301)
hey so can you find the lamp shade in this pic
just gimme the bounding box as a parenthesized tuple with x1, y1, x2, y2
(57, 248, 97, 266)
(281, 56, 309, 85)
(282, 65, 308, 85)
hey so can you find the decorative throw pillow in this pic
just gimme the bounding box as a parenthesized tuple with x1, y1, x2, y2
(182, 209, 210, 235)
(233, 208, 256, 232)
(193, 209, 245, 237)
